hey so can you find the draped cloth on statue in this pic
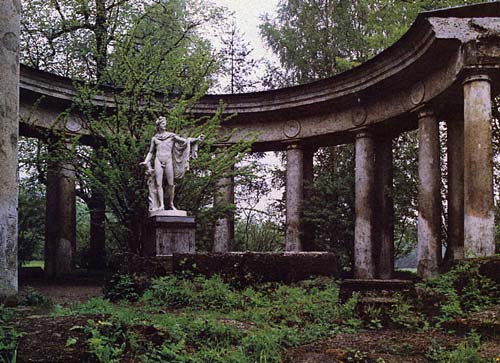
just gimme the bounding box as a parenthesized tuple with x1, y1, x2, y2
(154, 132, 199, 179)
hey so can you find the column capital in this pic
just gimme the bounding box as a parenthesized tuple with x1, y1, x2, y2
(355, 128, 373, 140)
(416, 106, 435, 120)
(285, 141, 303, 151)
(462, 73, 491, 86)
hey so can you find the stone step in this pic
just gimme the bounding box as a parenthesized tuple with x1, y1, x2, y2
(339, 279, 416, 302)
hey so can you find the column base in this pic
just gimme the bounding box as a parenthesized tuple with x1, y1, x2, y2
(143, 215, 196, 256)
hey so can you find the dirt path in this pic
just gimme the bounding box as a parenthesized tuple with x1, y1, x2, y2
(19, 281, 103, 306)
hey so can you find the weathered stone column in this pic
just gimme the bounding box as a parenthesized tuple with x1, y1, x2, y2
(302, 147, 315, 251)
(463, 74, 495, 257)
(417, 109, 441, 278)
(285, 143, 304, 251)
(45, 142, 76, 279)
(0, 0, 20, 301)
(213, 172, 234, 252)
(446, 117, 464, 262)
(354, 131, 376, 279)
(375, 137, 394, 279)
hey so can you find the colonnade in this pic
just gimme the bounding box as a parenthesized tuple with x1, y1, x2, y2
(1, 3, 499, 300)
(211, 73, 496, 279)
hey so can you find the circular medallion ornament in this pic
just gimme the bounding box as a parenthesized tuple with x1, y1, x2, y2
(65, 119, 82, 133)
(283, 120, 301, 138)
(351, 106, 367, 126)
(410, 81, 425, 105)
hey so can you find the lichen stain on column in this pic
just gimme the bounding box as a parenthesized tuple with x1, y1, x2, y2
(0, 0, 20, 300)
(285, 144, 304, 252)
(354, 132, 376, 279)
(417, 110, 441, 278)
(463, 74, 495, 257)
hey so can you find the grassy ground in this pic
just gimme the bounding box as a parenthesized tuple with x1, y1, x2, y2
(5, 261, 500, 363)
(22, 260, 44, 268)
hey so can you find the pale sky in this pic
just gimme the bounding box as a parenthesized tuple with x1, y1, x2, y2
(211, 0, 280, 61)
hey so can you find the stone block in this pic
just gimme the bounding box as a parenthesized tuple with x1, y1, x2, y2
(143, 215, 195, 256)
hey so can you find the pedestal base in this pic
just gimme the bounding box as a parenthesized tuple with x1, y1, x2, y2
(143, 215, 196, 256)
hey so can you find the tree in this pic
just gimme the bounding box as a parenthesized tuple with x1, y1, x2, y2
(219, 20, 260, 94)
(64, 0, 254, 252)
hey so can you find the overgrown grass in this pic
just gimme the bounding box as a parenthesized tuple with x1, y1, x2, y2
(54, 276, 361, 362)
(44, 261, 500, 362)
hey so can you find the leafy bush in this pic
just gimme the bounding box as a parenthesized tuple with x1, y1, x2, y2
(103, 274, 147, 302)
(20, 287, 52, 307)
(417, 262, 499, 323)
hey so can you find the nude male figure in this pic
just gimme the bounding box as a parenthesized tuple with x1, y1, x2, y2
(140, 116, 203, 212)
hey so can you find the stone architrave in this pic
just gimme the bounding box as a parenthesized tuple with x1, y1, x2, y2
(285, 143, 304, 251)
(45, 142, 77, 279)
(463, 74, 495, 257)
(417, 109, 441, 278)
(354, 130, 376, 279)
(213, 172, 235, 252)
(0, 0, 20, 301)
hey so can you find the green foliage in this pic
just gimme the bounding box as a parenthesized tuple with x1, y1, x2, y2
(425, 332, 495, 363)
(0, 306, 22, 363)
(389, 293, 425, 329)
(234, 219, 284, 252)
(103, 274, 143, 302)
(20, 287, 52, 308)
(17, 137, 46, 265)
(84, 319, 128, 363)
(56, 275, 363, 362)
(417, 262, 499, 322)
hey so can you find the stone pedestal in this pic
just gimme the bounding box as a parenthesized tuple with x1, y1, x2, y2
(143, 213, 196, 256)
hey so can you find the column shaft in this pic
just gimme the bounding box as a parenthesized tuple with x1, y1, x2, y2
(213, 174, 234, 252)
(302, 148, 315, 251)
(375, 137, 394, 279)
(45, 143, 76, 279)
(446, 118, 464, 262)
(285, 144, 304, 251)
(354, 132, 376, 279)
(0, 0, 20, 301)
(417, 110, 441, 278)
(463, 75, 495, 256)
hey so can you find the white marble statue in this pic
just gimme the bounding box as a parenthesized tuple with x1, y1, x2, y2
(140, 116, 204, 216)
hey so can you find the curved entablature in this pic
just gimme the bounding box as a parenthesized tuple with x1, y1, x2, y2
(19, 2, 500, 151)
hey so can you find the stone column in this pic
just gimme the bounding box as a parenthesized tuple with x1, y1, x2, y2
(45, 142, 76, 279)
(0, 0, 20, 301)
(354, 131, 376, 279)
(213, 173, 234, 252)
(375, 137, 394, 279)
(463, 74, 495, 257)
(446, 117, 464, 262)
(285, 143, 304, 251)
(417, 109, 441, 278)
(302, 147, 315, 251)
